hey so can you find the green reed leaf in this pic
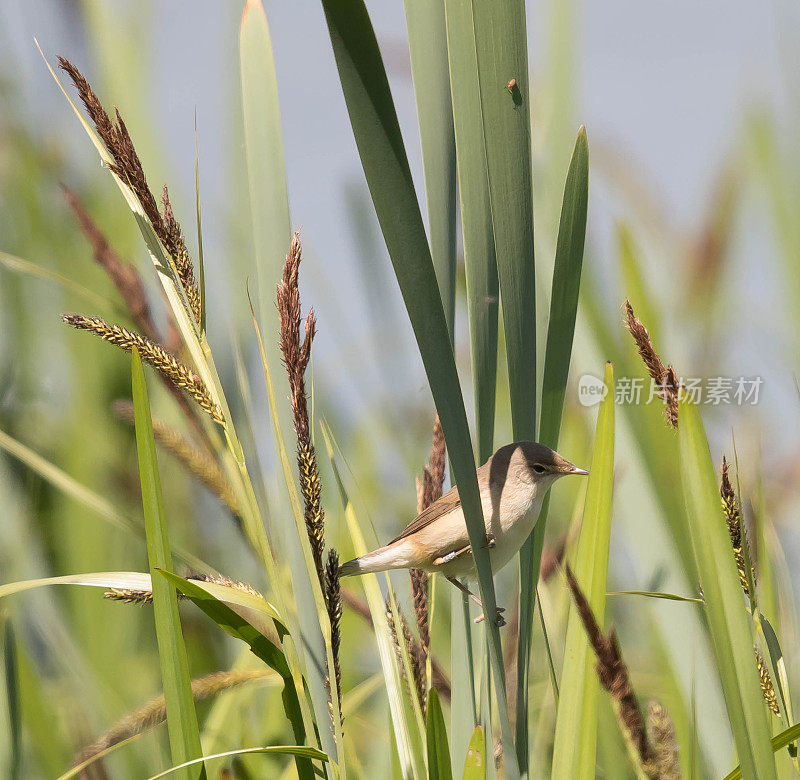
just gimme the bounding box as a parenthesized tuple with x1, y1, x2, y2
(552, 362, 615, 779)
(462, 726, 486, 780)
(426, 688, 452, 780)
(131, 349, 205, 780)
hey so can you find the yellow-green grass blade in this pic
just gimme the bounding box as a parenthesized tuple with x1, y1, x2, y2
(250, 299, 341, 763)
(145, 746, 328, 780)
(131, 349, 205, 780)
(758, 614, 796, 751)
(443, 0, 498, 460)
(552, 361, 614, 779)
(3, 621, 21, 780)
(426, 688, 452, 780)
(239, 0, 291, 340)
(0, 428, 209, 574)
(0, 251, 119, 312)
(462, 726, 486, 780)
(160, 572, 317, 780)
(678, 397, 776, 778)
(318, 2, 515, 769)
(519, 127, 588, 760)
(320, 420, 424, 779)
(724, 722, 800, 780)
(606, 591, 704, 604)
(403, 0, 458, 336)
(450, 592, 478, 770)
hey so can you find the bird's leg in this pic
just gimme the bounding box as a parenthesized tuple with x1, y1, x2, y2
(445, 576, 506, 627)
(433, 534, 496, 566)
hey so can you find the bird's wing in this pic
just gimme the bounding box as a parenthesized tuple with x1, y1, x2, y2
(389, 485, 462, 544)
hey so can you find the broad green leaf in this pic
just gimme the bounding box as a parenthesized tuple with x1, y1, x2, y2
(145, 745, 328, 780)
(678, 396, 776, 779)
(724, 722, 800, 780)
(462, 726, 486, 780)
(403, 0, 457, 336)
(519, 127, 588, 759)
(3, 621, 21, 780)
(160, 572, 316, 780)
(426, 688, 452, 780)
(317, 1, 514, 768)
(552, 362, 615, 779)
(131, 349, 205, 780)
(443, 0, 498, 460)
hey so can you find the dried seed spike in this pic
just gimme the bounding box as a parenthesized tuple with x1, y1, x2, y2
(62, 314, 223, 425)
(756, 651, 780, 715)
(719, 455, 751, 594)
(385, 596, 427, 715)
(325, 549, 343, 725)
(63, 187, 159, 343)
(622, 299, 679, 427)
(564, 565, 659, 777)
(162, 185, 202, 323)
(75, 668, 270, 765)
(277, 231, 326, 586)
(646, 701, 681, 780)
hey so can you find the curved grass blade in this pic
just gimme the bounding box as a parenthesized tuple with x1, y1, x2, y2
(552, 362, 614, 779)
(146, 745, 328, 780)
(724, 722, 800, 780)
(0, 251, 119, 312)
(160, 572, 316, 780)
(131, 349, 205, 780)
(606, 591, 704, 604)
(0, 429, 209, 573)
(519, 127, 588, 761)
(320, 421, 424, 779)
(678, 396, 776, 779)
(462, 726, 486, 780)
(317, 2, 514, 769)
(426, 688, 452, 780)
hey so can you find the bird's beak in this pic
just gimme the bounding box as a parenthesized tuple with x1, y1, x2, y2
(567, 464, 589, 476)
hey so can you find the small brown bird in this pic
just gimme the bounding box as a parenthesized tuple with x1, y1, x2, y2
(340, 441, 587, 624)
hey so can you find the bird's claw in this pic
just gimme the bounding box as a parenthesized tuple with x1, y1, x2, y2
(474, 607, 506, 627)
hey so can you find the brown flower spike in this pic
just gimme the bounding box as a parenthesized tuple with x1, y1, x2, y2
(62, 314, 223, 424)
(58, 57, 201, 324)
(623, 299, 679, 427)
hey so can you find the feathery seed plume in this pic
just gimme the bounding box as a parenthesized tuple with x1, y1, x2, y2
(646, 702, 682, 780)
(277, 232, 326, 587)
(623, 299, 679, 427)
(58, 57, 202, 324)
(62, 314, 223, 424)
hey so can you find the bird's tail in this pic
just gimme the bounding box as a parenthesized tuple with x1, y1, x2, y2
(339, 542, 411, 577)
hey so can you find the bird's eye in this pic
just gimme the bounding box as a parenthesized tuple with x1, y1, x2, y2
(532, 463, 547, 474)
